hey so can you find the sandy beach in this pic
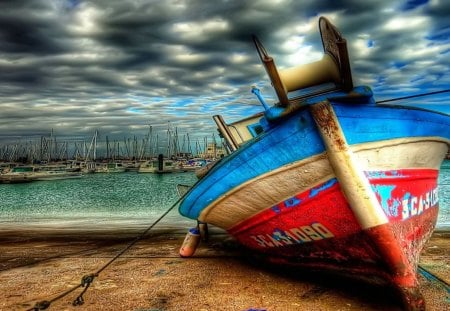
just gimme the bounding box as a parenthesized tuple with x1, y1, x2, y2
(0, 227, 448, 311)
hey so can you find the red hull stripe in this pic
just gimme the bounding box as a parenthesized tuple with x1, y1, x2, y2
(228, 169, 439, 253)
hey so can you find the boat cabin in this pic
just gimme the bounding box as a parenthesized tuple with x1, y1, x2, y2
(213, 113, 264, 153)
(214, 18, 353, 155)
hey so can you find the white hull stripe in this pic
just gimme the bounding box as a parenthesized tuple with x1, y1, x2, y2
(199, 138, 448, 229)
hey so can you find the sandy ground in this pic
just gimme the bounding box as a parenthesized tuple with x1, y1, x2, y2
(0, 227, 448, 311)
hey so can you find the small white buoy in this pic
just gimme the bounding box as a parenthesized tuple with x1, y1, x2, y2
(179, 227, 201, 257)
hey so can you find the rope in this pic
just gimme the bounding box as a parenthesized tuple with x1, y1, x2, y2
(28, 285, 83, 311)
(27, 193, 186, 310)
(376, 89, 450, 104)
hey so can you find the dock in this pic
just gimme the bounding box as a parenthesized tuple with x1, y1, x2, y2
(0, 227, 448, 310)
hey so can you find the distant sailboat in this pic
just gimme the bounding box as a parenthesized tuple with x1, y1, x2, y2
(104, 162, 126, 173)
(138, 154, 192, 174)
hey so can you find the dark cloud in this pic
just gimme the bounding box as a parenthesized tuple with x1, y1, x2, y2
(0, 0, 448, 147)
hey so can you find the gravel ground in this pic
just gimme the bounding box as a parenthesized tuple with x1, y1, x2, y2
(0, 228, 448, 311)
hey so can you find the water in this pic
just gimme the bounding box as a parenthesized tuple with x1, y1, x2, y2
(438, 159, 450, 229)
(0, 172, 198, 231)
(0, 161, 449, 230)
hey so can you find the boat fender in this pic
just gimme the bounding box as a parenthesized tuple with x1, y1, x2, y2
(179, 228, 201, 257)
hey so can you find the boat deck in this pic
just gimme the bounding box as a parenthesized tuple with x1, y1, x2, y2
(0, 227, 448, 311)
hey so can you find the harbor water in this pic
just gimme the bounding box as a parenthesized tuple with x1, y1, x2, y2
(0, 172, 198, 231)
(0, 160, 449, 231)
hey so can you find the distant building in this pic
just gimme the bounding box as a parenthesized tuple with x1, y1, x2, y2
(202, 143, 226, 159)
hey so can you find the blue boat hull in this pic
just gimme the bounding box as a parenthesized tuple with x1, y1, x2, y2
(180, 89, 450, 220)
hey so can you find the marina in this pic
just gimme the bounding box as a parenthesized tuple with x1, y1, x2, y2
(1, 162, 448, 229)
(0, 5, 449, 311)
(0, 129, 222, 182)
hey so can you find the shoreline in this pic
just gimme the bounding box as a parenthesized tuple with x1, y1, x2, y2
(1, 217, 449, 232)
(0, 228, 448, 311)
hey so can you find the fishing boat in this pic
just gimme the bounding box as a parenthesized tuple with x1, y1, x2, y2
(178, 17, 450, 310)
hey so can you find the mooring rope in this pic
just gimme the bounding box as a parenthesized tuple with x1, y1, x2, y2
(376, 89, 450, 104)
(26, 193, 187, 311)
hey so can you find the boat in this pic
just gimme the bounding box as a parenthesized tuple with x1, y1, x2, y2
(93, 161, 126, 173)
(105, 162, 126, 173)
(138, 154, 193, 173)
(33, 164, 83, 181)
(0, 164, 84, 183)
(0, 166, 36, 183)
(81, 161, 97, 174)
(122, 160, 141, 172)
(178, 17, 450, 310)
(181, 158, 209, 172)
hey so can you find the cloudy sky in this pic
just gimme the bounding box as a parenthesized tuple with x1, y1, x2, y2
(0, 0, 449, 148)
